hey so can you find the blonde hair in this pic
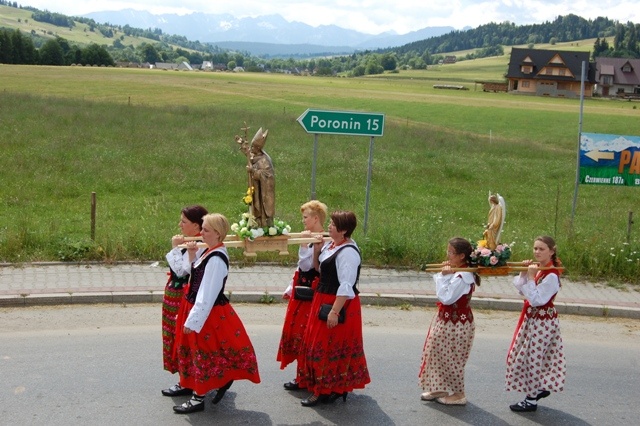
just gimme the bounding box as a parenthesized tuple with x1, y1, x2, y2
(202, 213, 230, 243)
(300, 200, 328, 225)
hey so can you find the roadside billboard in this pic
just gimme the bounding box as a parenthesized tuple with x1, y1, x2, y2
(580, 132, 640, 187)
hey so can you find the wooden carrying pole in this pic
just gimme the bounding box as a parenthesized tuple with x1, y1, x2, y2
(424, 266, 565, 273)
(424, 261, 552, 267)
(177, 234, 331, 249)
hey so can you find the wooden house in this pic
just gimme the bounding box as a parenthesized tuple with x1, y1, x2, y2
(506, 48, 595, 98)
(594, 57, 640, 98)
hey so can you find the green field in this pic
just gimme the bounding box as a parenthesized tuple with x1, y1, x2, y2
(1, 64, 639, 284)
(0, 4, 174, 48)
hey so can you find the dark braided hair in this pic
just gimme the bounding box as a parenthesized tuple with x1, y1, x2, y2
(448, 237, 481, 286)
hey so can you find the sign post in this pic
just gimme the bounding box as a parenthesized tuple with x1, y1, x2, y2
(297, 109, 385, 235)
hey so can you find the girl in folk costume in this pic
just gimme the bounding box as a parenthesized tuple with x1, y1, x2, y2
(299, 210, 370, 407)
(506, 235, 565, 412)
(172, 213, 260, 414)
(419, 237, 479, 406)
(161, 205, 208, 397)
(278, 200, 328, 391)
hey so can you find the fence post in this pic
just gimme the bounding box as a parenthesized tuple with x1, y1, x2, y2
(91, 192, 96, 241)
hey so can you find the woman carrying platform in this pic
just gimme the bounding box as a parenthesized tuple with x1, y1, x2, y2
(161, 205, 208, 397)
(277, 200, 328, 391)
(419, 237, 479, 406)
(172, 213, 261, 414)
(506, 235, 565, 413)
(299, 210, 370, 407)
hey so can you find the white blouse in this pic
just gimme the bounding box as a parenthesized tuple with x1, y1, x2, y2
(165, 246, 204, 277)
(184, 247, 229, 333)
(284, 244, 315, 296)
(318, 241, 360, 299)
(434, 271, 475, 305)
(513, 272, 560, 307)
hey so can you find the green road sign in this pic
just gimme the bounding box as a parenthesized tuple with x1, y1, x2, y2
(297, 109, 385, 137)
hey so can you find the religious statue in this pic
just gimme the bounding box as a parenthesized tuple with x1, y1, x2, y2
(235, 126, 275, 227)
(482, 192, 506, 250)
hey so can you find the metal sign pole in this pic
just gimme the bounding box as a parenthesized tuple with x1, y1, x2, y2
(363, 136, 375, 236)
(571, 61, 586, 228)
(311, 133, 319, 200)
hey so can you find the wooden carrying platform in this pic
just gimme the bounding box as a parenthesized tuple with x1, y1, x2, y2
(180, 233, 330, 257)
(424, 264, 563, 276)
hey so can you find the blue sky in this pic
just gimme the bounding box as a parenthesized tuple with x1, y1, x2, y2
(21, 1, 640, 35)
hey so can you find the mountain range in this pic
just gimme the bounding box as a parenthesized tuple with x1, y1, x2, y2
(83, 9, 457, 56)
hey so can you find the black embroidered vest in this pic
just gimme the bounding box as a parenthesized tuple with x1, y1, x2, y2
(296, 267, 320, 287)
(185, 250, 230, 306)
(316, 245, 361, 295)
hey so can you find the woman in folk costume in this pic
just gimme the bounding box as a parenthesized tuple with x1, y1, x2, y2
(506, 235, 565, 413)
(278, 200, 328, 391)
(299, 210, 370, 407)
(172, 213, 260, 414)
(161, 205, 208, 397)
(419, 237, 479, 406)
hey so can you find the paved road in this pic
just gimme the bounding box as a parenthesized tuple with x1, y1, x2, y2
(1, 262, 639, 318)
(1, 304, 639, 426)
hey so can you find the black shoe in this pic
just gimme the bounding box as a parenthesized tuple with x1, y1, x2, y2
(301, 393, 328, 407)
(510, 399, 537, 412)
(536, 390, 550, 401)
(211, 380, 234, 404)
(162, 384, 193, 397)
(173, 398, 205, 414)
(325, 392, 348, 403)
(284, 381, 300, 390)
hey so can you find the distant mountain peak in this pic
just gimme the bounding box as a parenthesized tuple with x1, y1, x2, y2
(83, 10, 454, 55)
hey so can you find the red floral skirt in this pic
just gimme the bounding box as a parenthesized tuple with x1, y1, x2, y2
(300, 292, 370, 395)
(174, 298, 261, 395)
(161, 277, 182, 374)
(277, 273, 318, 377)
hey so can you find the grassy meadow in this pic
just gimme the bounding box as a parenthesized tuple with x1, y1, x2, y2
(0, 64, 639, 284)
(0, 4, 164, 48)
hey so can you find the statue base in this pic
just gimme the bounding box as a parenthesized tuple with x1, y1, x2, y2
(476, 266, 510, 276)
(242, 235, 290, 257)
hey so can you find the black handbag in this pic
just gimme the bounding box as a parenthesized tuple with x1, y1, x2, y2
(293, 286, 314, 301)
(318, 304, 345, 323)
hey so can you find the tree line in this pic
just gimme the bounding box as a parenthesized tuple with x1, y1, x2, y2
(0, 28, 114, 66)
(1, 2, 639, 75)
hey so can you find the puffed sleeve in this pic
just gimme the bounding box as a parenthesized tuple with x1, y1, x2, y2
(335, 246, 361, 299)
(434, 271, 475, 305)
(518, 273, 560, 307)
(298, 244, 314, 272)
(166, 247, 205, 277)
(166, 248, 190, 277)
(184, 255, 227, 333)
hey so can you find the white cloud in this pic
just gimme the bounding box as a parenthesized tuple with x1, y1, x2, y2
(581, 134, 640, 152)
(18, 0, 640, 35)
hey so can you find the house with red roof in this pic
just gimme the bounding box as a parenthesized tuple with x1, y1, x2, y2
(594, 57, 640, 98)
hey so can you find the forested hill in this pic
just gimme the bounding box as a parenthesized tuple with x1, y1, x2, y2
(388, 14, 628, 55)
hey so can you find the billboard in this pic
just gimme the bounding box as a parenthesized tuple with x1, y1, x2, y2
(580, 132, 640, 187)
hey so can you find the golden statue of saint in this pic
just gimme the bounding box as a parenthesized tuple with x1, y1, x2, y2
(482, 193, 505, 250)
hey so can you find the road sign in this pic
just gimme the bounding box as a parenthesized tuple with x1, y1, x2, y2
(580, 132, 640, 187)
(297, 109, 385, 137)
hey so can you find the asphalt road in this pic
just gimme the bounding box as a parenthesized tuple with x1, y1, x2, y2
(1, 303, 639, 426)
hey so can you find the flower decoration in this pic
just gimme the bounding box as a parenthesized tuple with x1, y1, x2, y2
(230, 212, 291, 241)
(243, 186, 254, 205)
(470, 240, 512, 267)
